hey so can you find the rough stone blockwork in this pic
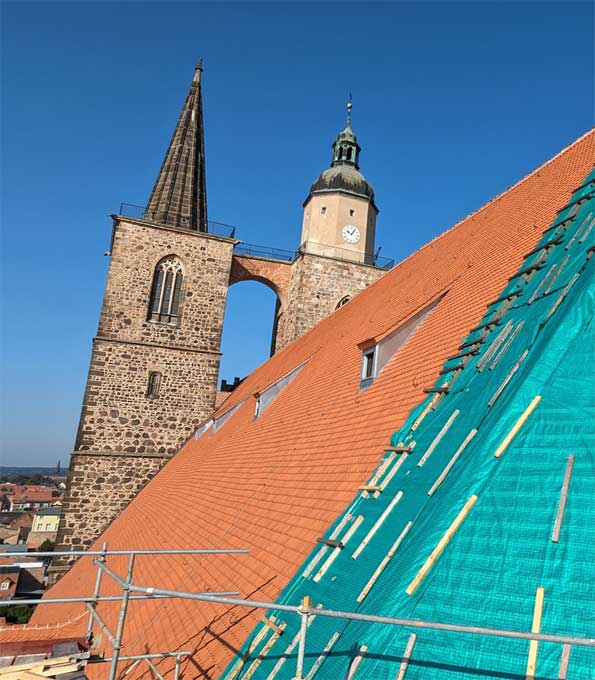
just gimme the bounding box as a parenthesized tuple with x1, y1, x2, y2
(77, 340, 220, 456)
(57, 453, 164, 549)
(277, 252, 385, 349)
(51, 218, 235, 572)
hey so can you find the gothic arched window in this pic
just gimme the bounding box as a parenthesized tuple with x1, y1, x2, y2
(148, 256, 184, 324)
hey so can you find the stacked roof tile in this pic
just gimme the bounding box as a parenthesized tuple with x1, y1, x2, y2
(10, 129, 595, 678)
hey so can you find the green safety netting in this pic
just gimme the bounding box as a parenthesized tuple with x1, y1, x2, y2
(222, 171, 595, 680)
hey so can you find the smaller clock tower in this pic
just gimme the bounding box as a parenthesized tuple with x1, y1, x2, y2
(274, 102, 386, 349)
(300, 102, 378, 265)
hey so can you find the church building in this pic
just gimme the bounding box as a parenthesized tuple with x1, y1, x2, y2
(3, 59, 594, 678)
(53, 62, 391, 567)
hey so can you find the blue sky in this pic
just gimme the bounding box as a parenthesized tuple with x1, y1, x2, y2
(1, 1, 593, 467)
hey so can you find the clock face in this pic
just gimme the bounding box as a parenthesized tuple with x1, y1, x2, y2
(342, 224, 361, 244)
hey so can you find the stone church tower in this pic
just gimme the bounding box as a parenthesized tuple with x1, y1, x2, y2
(52, 63, 389, 575)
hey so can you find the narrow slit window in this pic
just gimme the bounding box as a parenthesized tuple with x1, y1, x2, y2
(146, 371, 161, 399)
(321, 206, 327, 215)
(148, 256, 184, 325)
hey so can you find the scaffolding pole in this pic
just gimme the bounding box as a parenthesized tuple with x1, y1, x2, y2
(4, 545, 594, 679)
(86, 541, 107, 639)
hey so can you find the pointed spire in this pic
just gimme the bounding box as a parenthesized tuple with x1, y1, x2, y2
(145, 59, 208, 232)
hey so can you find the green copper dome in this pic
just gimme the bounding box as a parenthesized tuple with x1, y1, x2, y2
(310, 164, 375, 201)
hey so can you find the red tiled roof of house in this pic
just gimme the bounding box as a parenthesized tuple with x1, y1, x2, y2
(20, 129, 595, 678)
(8, 486, 58, 503)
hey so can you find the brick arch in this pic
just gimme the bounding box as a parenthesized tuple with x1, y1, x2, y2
(228, 254, 293, 354)
(229, 254, 291, 307)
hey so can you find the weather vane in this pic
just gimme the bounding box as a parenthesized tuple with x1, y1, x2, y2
(346, 92, 353, 126)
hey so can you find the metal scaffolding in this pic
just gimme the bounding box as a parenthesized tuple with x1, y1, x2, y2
(2, 546, 248, 680)
(3, 546, 595, 679)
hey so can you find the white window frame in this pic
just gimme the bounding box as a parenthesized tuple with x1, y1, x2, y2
(360, 347, 378, 389)
(1, 581, 9, 590)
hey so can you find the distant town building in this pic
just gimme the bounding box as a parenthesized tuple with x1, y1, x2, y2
(0, 485, 62, 512)
(27, 507, 61, 549)
(0, 567, 19, 600)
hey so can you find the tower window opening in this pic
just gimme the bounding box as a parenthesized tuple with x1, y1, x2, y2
(148, 256, 184, 324)
(336, 295, 352, 310)
(146, 371, 162, 399)
(346, 147, 353, 161)
(350, 209, 355, 216)
(321, 206, 327, 215)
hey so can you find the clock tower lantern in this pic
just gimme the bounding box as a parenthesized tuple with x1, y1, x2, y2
(300, 101, 378, 265)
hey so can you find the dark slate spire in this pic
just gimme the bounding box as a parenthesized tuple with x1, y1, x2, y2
(145, 59, 208, 232)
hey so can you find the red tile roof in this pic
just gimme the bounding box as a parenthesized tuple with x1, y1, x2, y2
(18, 129, 595, 678)
(5, 486, 59, 504)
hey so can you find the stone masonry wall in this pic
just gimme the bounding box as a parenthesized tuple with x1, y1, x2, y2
(76, 340, 220, 455)
(57, 453, 165, 551)
(276, 253, 387, 350)
(98, 218, 234, 351)
(53, 217, 387, 578)
(53, 218, 235, 572)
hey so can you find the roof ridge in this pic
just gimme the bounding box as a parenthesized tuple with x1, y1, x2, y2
(388, 127, 595, 273)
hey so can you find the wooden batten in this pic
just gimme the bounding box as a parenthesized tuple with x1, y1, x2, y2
(406, 495, 478, 596)
(525, 587, 545, 679)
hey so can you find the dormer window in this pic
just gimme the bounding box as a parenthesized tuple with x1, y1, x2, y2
(194, 419, 212, 440)
(212, 399, 246, 433)
(359, 293, 446, 390)
(254, 361, 308, 418)
(336, 295, 352, 310)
